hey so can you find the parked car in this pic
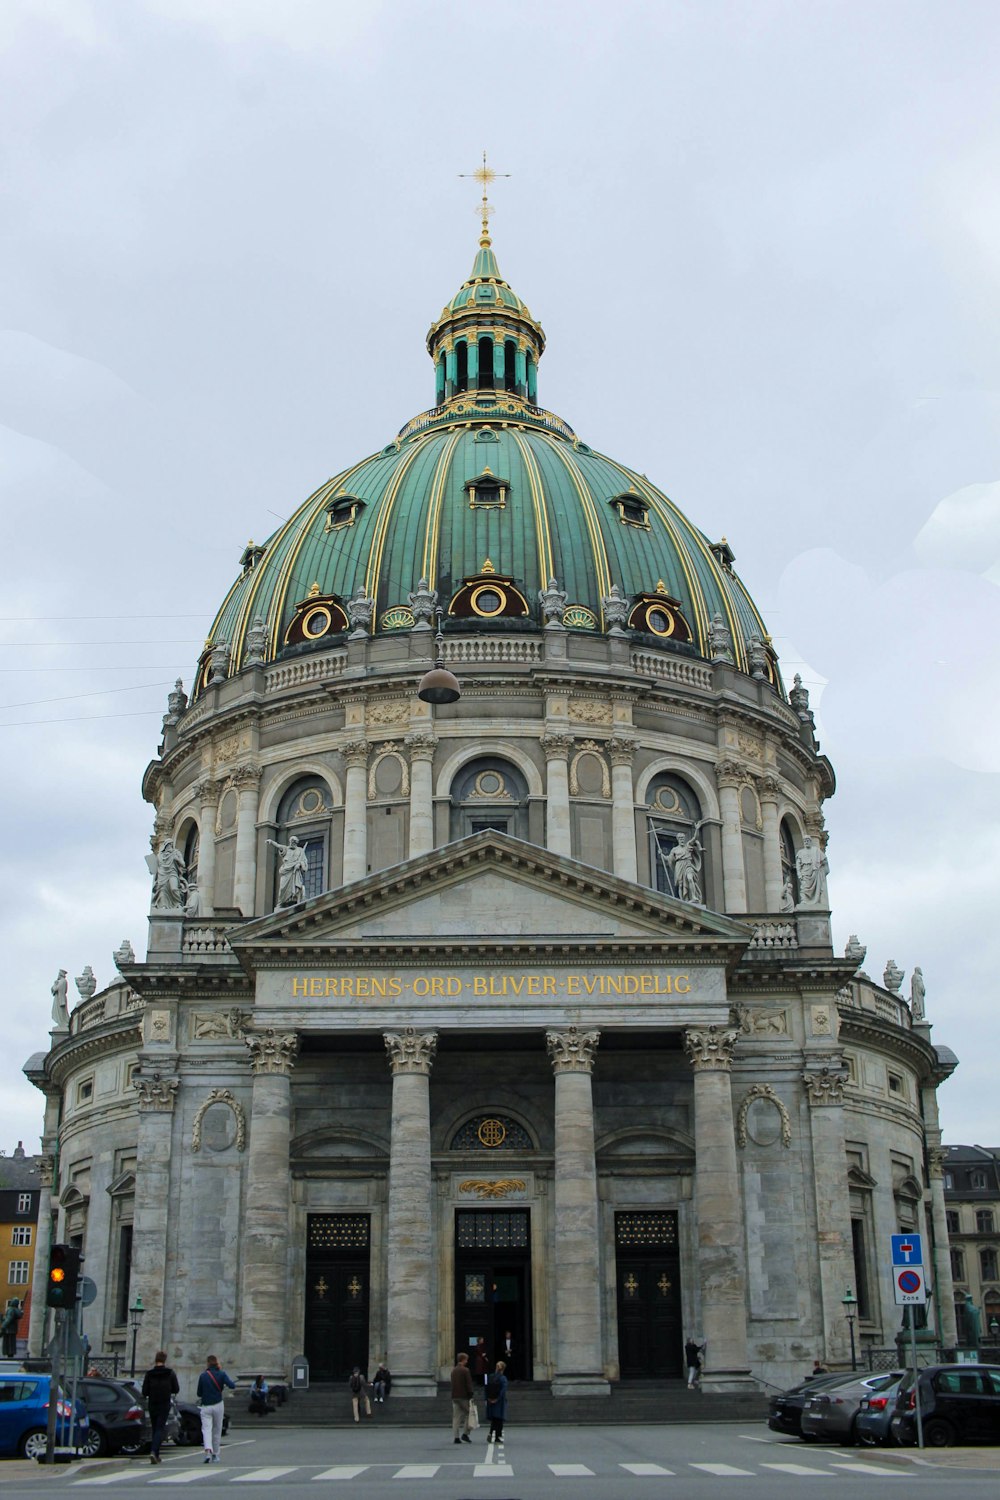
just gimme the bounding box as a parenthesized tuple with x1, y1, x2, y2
(855, 1380, 904, 1447)
(800, 1370, 904, 1445)
(0, 1373, 89, 1459)
(890, 1362, 1000, 1448)
(768, 1372, 864, 1438)
(173, 1397, 229, 1447)
(76, 1376, 150, 1457)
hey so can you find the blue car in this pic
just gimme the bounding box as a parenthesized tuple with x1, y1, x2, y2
(0, 1373, 90, 1459)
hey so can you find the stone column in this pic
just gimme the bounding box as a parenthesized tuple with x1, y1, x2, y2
(803, 1063, 857, 1364)
(925, 1132, 959, 1346)
(684, 1026, 753, 1388)
(240, 1029, 299, 1369)
(194, 778, 220, 917)
(232, 764, 262, 917)
(130, 1072, 180, 1365)
(406, 734, 437, 859)
(542, 734, 573, 858)
(547, 1026, 609, 1395)
(609, 738, 638, 883)
(384, 1027, 438, 1395)
(757, 774, 783, 912)
(716, 761, 748, 913)
(342, 740, 369, 883)
(27, 1149, 56, 1357)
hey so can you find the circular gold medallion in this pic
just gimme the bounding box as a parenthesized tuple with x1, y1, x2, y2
(477, 1118, 507, 1149)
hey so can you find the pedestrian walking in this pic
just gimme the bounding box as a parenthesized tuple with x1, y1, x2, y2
(450, 1351, 474, 1444)
(684, 1336, 705, 1388)
(485, 1359, 508, 1448)
(141, 1350, 179, 1465)
(349, 1366, 372, 1421)
(196, 1354, 235, 1463)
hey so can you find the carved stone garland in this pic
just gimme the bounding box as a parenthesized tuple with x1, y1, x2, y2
(736, 1084, 792, 1149)
(191, 1088, 247, 1153)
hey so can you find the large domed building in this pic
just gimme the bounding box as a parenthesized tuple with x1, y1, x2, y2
(25, 210, 958, 1395)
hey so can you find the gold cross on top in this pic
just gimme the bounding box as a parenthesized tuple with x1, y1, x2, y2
(459, 150, 511, 244)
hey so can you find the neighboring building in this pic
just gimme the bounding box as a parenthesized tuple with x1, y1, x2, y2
(0, 1142, 43, 1349)
(943, 1145, 1000, 1340)
(24, 212, 960, 1393)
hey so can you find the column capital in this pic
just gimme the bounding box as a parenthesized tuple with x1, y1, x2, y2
(927, 1145, 947, 1180)
(756, 773, 781, 801)
(802, 1064, 849, 1106)
(342, 739, 370, 770)
(232, 762, 262, 790)
(683, 1025, 740, 1072)
(608, 736, 636, 767)
(133, 1073, 180, 1111)
(540, 732, 574, 760)
(193, 777, 222, 805)
(384, 1026, 438, 1075)
(716, 759, 747, 790)
(546, 1025, 600, 1074)
(245, 1027, 300, 1076)
(405, 732, 438, 762)
(38, 1153, 56, 1188)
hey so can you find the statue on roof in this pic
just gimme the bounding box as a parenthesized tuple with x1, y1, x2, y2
(50, 970, 69, 1029)
(663, 829, 704, 905)
(150, 839, 188, 911)
(707, 612, 734, 664)
(267, 834, 310, 908)
(795, 836, 828, 907)
(538, 578, 567, 626)
(910, 966, 926, 1021)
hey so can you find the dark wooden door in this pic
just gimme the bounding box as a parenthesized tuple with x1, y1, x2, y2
(455, 1209, 532, 1381)
(304, 1214, 370, 1381)
(615, 1211, 683, 1379)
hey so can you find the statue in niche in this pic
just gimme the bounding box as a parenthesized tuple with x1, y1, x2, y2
(601, 584, 630, 631)
(664, 830, 704, 905)
(795, 836, 828, 907)
(50, 970, 69, 1028)
(883, 959, 904, 995)
(346, 586, 375, 636)
(538, 577, 567, 625)
(244, 616, 267, 666)
(267, 835, 309, 907)
(150, 840, 187, 911)
(707, 612, 734, 664)
(407, 578, 438, 628)
(909, 966, 926, 1020)
(780, 873, 796, 912)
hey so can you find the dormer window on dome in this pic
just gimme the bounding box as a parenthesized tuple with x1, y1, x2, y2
(627, 586, 693, 643)
(325, 493, 366, 532)
(465, 466, 508, 510)
(240, 540, 266, 574)
(609, 491, 650, 530)
(284, 586, 349, 646)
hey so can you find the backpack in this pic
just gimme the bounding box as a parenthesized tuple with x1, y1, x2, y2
(486, 1373, 502, 1401)
(350, 1373, 363, 1393)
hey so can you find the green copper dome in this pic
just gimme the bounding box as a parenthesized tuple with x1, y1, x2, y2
(196, 234, 777, 697)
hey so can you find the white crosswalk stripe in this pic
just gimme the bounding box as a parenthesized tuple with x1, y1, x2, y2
(230, 1468, 300, 1483)
(761, 1463, 834, 1476)
(474, 1463, 514, 1476)
(313, 1467, 368, 1480)
(392, 1466, 440, 1479)
(621, 1463, 675, 1475)
(690, 1463, 755, 1476)
(72, 1475, 139, 1487)
(549, 1463, 596, 1476)
(831, 1461, 904, 1476)
(150, 1472, 222, 1484)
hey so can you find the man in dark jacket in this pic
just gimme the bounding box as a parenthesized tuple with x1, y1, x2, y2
(450, 1352, 474, 1444)
(142, 1350, 179, 1464)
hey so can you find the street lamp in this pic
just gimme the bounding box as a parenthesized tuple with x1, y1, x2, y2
(416, 609, 461, 705)
(841, 1287, 858, 1371)
(128, 1296, 145, 1379)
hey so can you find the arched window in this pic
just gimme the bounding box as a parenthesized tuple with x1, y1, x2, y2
(478, 336, 494, 389)
(780, 820, 798, 907)
(504, 340, 517, 392)
(273, 777, 333, 906)
(182, 822, 200, 892)
(456, 341, 469, 393)
(981, 1248, 999, 1281)
(450, 758, 529, 842)
(646, 774, 705, 903)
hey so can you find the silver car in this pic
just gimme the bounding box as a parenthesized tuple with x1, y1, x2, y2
(801, 1370, 904, 1445)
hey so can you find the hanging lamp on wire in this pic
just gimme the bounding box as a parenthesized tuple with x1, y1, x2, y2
(417, 607, 461, 704)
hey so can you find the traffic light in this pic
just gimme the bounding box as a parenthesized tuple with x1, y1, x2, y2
(46, 1244, 81, 1309)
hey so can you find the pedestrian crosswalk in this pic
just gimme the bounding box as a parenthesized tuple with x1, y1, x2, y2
(69, 1455, 907, 1484)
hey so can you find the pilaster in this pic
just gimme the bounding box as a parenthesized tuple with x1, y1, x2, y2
(240, 1029, 299, 1369)
(384, 1028, 438, 1395)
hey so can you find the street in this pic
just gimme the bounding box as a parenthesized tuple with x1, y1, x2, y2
(2, 1423, 998, 1500)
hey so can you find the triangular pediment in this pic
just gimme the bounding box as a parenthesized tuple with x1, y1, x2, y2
(231, 831, 751, 966)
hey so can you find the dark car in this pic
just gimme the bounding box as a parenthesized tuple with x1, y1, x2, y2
(77, 1376, 150, 1457)
(855, 1380, 903, 1447)
(169, 1395, 230, 1447)
(767, 1372, 863, 1438)
(800, 1370, 904, 1445)
(890, 1363, 1000, 1447)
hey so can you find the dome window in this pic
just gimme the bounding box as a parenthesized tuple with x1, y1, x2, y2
(284, 587, 350, 647)
(449, 563, 529, 621)
(451, 757, 529, 841)
(325, 493, 366, 532)
(609, 492, 650, 530)
(464, 465, 508, 510)
(627, 587, 693, 643)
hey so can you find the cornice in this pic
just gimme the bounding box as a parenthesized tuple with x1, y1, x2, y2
(838, 1009, 937, 1076)
(47, 1024, 144, 1087)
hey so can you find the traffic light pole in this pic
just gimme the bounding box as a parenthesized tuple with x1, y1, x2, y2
(44, 1310, 65, 1464)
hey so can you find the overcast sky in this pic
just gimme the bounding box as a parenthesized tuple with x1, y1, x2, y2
(1, 0, 998, 1157)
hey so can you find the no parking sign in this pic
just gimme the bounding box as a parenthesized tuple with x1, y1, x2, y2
(894, 1265, 926, 1304)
